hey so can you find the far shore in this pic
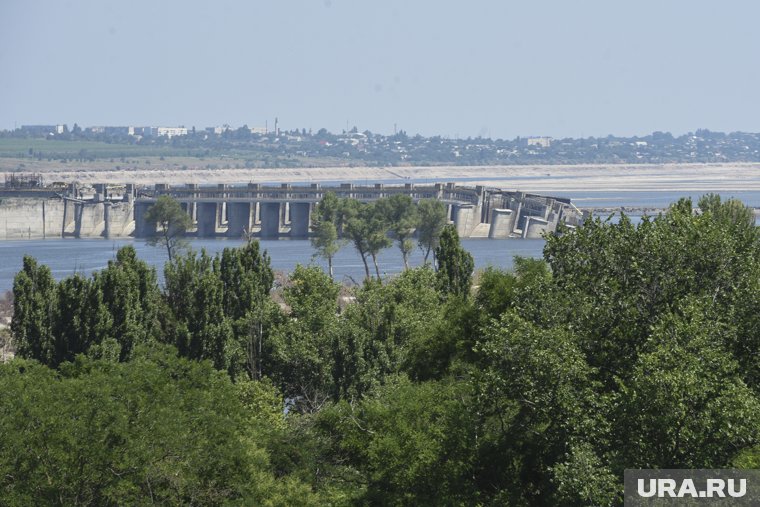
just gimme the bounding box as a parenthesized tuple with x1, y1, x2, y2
(3, 162, 760, 193)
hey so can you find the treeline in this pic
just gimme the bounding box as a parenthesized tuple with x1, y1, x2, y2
(310, 193, 450, 279)
(144, 192, 451, 280)
(3, 195, 760, 505)
(6, 126, 760, 166)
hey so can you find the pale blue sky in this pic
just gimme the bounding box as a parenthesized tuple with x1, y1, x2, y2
(2, 0, 759, 139)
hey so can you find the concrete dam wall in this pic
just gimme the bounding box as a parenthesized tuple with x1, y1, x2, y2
(0, 197, 134, 240)
(0, 182, 581, 240)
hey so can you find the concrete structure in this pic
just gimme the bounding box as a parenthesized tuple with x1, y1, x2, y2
(227, 202, 252, 238)
(525, 136, 553, 148)
(20, 125, 65, 136)
(135, 182, 579, 240)
(156, 127, 188, 138)
(89, 126, 130, 136)
(0, 184, 136, 240)
(488, 209, 516, 239)
(0, 182, 580, 240)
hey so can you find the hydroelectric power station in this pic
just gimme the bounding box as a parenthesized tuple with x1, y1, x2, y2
(0, 182, 582, 240)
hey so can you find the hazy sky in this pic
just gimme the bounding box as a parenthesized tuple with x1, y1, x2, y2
(2, 0, 759, 139)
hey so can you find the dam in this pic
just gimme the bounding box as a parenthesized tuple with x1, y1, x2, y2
(0, 182, 582, 240)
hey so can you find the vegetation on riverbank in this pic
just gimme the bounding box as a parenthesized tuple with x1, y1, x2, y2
(2, 195, 760, 505)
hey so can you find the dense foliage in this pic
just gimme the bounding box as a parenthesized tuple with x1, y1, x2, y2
(5, 194, 760, 505)
(0, 348, 318, 505)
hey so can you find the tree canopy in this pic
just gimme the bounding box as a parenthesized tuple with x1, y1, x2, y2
(6, 195, 760, 505)
(144, 195, 192, 260)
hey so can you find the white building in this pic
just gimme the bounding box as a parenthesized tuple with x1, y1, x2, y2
(526, 137, 552, 148)
(156, 127, 188, 138)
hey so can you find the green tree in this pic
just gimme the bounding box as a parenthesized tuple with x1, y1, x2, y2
(317, 376, 478, 505)
(218, 240, 274, 321)
(475, 258, 551, 321)
(379, 194, 419, 270)
(51, 275, 112, 367)
(364, 201, 393, 279)
(416, 199, 448, 263)
(144, 195, 192, 260)
(612, 303, 760, 469)
(162, 249, 235, 374)
(11, 256, 56, 365)
(311, 192, 345, 279)
(0, 348, 320, 505)
(342, 199, 376, 280)
(162, 242, 277, 380)
(94, 246, 162, 361)
(218, 240, 276, 380)
(476, 312, 608, 505)
(698, 192, 756, 229)
(13, 249, 163, 367)
(435, 225, 474, 298)
(543, 198, 760, 386)
(551, 443, 620, 506)
(270, 265, 341, 412)
(333, 267, 441, 399)
(474, 266, 518, 320)
(342, 198, 393, 280)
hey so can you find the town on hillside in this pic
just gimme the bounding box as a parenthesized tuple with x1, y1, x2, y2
(3, 124, 760, 166)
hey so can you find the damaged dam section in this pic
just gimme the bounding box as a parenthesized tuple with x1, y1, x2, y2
(0, 182, 582, 240)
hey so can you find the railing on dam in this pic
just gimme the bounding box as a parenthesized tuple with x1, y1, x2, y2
(138, 182, 484, 206)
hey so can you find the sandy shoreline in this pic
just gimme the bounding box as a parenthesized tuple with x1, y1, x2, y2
(3, 163, 760, 193)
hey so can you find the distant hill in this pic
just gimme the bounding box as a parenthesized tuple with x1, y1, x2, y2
(1, 127, 758, 167)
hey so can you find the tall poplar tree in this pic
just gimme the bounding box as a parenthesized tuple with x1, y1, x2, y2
(11, 256, 57, 364)
(379, 194, 419, 270)
(311, 192, 345, 279)
(435, 225, 474, 298)
(416, 199, 448, 263)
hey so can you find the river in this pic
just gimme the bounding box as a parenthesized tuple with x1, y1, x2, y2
(0, 189, 753, 292)
(0, 238, 547, 292)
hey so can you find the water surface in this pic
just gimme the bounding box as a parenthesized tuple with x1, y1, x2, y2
(0, 238, 546, 292)
(0, 189, 748, 292)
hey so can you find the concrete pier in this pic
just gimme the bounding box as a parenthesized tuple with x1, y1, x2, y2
(524, 217, 551, 239)
(103, 202, 111, 239)
(73, 203, 84, 239)
(488, 209, 515, 238)
(226, 202, 251, 238)
(453, 204, 478, 237)
(289, 202, 311, 238)
(61, 199, 70, 237)
(196, 202, 218, 237)
(260, 202, 281, 238)
(134, 201, 156, 238)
